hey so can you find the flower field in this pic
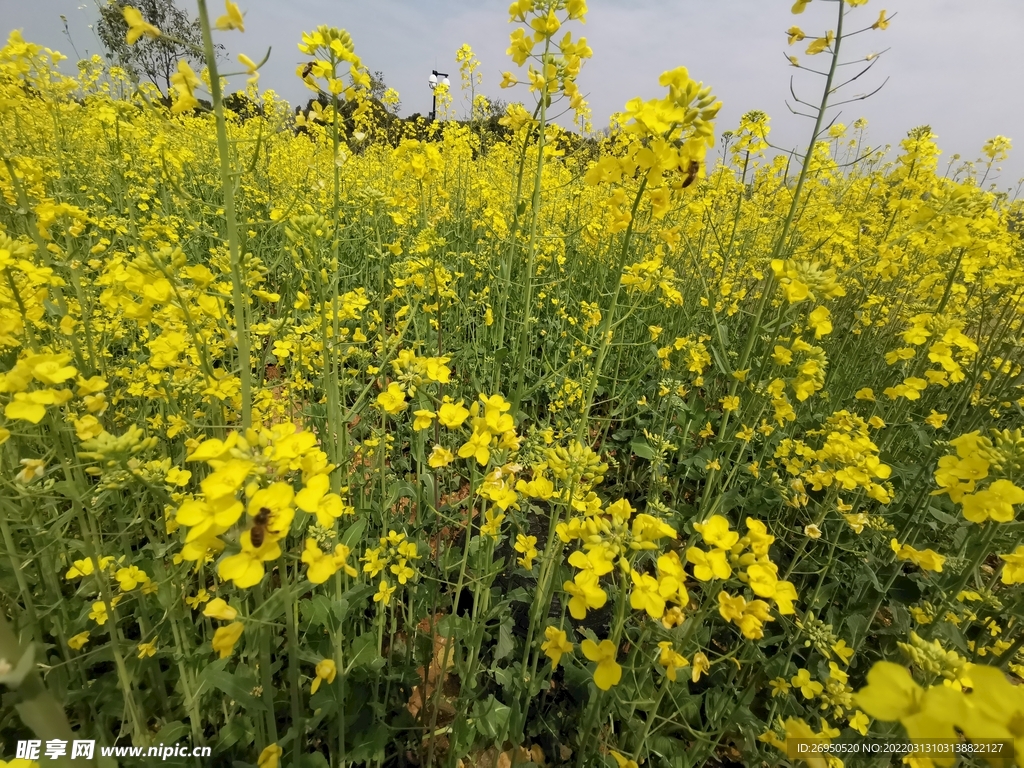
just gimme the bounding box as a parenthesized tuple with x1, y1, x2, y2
(1, 0, 1023, 766)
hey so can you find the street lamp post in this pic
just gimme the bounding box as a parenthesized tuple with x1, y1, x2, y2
(428, 69, 449, 121)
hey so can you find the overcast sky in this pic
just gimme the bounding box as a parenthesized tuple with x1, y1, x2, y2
(4, 0, 1023, 187)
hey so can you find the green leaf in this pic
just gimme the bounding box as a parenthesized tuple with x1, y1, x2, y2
(152, 720, 190, 748)
(495, 617, 515, 662)
(472, 694, 511, 743)
(926, 505, 958, 525)
(213, 717, 254, 751)
(630, 438, 657, 460)
(298, 753, 330, 768)
(342, 518, 367, 550)
(932, 620, 969, 654)
(347, 720, 389, 763)
(301, 595, 333, 630)
(347, 632, 383, 672)
(200, 666, 267, 713)
(331, 583, 373, 625)
(0, 643, 34, 687)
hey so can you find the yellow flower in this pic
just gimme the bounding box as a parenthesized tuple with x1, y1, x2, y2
(458, 428, 492, 465)
(258, 744, 282, 768)
(657, 641, 689, 682)
(428, 445, 455, 468)
(26, 353, 77, 385)
(123, 5, 161, 44)
(960, 479, 1024, 524)
(787, 25, 806, 44)
(580, 638, 621, 690)
(609, 752, 638, 768)
(65, 555, 113, 580)
(691, 651, 710, 682)
(412, 409, 436, 431)
(717, 591, 746, 623)
(296, 474, 349, 527)
(806, 30, 834, 55)
(14, 458, 46, 483)
(529, 7, 561, 39)
(437, 400, 470, 428)
(791, 668, 823, 699)
(629, 570, 666, 619)
(390, 558, 415, 584)
(854, 661, 922, 721)
(514, 534, 538, 570)
(200, 458, 255, 501)
(374, 580, 396, 605)
(115, 565, 149, 591)
(570, 549, 614, 577)
(998, 546, 1024, 585)
(541, 626, 573, 668)
(721, 395, 740, 412)
(925, 410, 947, 429)
(479, 509, 505, 539)
(311, 658, 337, 694)
(686, 546, 732, 581)
(694, 515, 739, 549)
(215, 0, 245, 32)
(247, 482, 295, 539)
(218, 536, 282, 589)
(203, 598, 238, 621)
(808, 306, 832, 338)
(564, 570, 607, 619)
(137, 640, 157, 658)
(376, 382, 408, 415)
(238, 53, 259, 84)
(212, 621, 244, 658)
(832, 639, 854, 664)
(6, 394, 50, 424)
(747, 563, 779, 598)
(847, 709, 870, 735)
(303, 540, 359, 584)
(89, 600, 110, 626)
(891, 539, 946, 572)
(68, 631, 90, 650)
(769, 677, 791, 697)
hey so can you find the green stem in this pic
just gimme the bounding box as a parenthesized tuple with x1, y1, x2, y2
(0, 613, 81, 768)
(196, 0, 252, 428)
(512, 39, 552, 411)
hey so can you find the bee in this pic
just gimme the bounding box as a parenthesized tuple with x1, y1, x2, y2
(250, 506, 271, 548)
(300, 61, 316, 79)
(681, 159, 700, 189)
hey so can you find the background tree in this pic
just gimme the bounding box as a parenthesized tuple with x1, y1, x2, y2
(95, 0, 219, 93)
(368, 70, 401, 115)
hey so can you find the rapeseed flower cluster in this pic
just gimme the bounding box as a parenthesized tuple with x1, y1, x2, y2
(1, 0, 1023, 765)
